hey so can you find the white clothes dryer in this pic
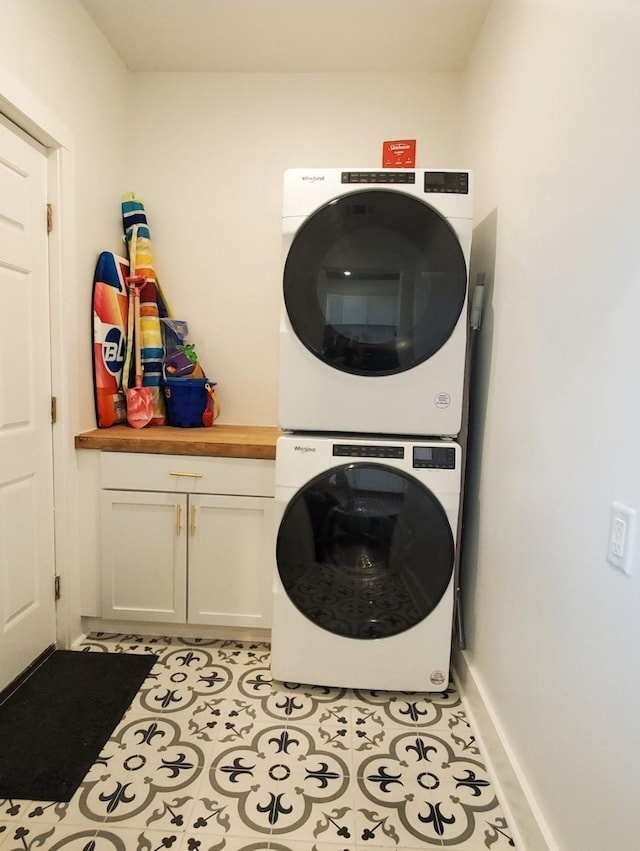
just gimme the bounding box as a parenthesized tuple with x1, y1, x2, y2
(271, 433, 461, 691)
(279, 168, 473, 437)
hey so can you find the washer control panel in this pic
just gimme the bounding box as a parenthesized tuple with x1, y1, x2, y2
(333, 444, 405, 459)
(331, 443, 456, 468)
(412, 446, 456, 469)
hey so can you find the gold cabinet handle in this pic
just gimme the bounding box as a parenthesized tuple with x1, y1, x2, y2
(176, 503, 182, 535)
(190, 505, 197, 536)
(170, 471, 204, 478)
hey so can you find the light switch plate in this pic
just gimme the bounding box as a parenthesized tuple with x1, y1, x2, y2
(607, 502, 636, 575)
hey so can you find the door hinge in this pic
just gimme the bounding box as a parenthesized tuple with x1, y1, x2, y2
(51, 396, 57, 424)
(47, 202, 53, 234)
(54, 575, 61, 601)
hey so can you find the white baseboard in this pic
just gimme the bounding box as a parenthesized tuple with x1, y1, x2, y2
(453, 648, 558, 851)
(80, 617, 271, 645)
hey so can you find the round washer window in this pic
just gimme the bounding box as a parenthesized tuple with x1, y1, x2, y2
(284, 190, 467, 376)
(276, 463, 454, 640)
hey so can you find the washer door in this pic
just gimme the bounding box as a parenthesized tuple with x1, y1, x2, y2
(276, 463, 454, 640)
(284, 189, 467, 376)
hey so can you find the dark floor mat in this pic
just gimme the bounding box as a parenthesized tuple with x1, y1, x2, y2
(0, 649, 157, 802)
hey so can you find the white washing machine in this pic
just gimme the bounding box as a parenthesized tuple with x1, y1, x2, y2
(271, 433, 461, 691)
(279, 168, 473, 437)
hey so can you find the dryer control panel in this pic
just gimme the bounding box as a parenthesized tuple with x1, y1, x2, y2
(424, 171, 469, 194)
(341, 170, 416, 184)
(338, 170, 469, 194)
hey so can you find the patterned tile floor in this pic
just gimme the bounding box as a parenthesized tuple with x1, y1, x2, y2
(0, 634, 518, 851)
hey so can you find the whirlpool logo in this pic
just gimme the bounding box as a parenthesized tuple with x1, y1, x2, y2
(301, 175, 325, 183)
(294, 445, 316, 453)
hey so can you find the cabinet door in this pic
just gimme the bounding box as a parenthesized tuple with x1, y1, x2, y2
(188, 494, 274, 628)
(101, 490, 187, 622)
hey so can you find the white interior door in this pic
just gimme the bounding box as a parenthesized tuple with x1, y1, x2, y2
(0, 114, 56, 692)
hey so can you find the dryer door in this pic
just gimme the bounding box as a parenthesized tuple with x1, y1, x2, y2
(284, 189, 467, 376)
(276, 463, 454, 639)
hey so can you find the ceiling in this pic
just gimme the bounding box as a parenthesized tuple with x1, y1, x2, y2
(78, 0, 491, 73)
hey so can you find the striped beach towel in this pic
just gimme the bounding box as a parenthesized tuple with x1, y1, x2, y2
(121, 194, 171, 425)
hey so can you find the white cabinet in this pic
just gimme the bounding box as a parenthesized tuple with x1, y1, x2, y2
(101, 490, 188, 622)
(187, 494, 273, 627)
(99, 452, 275, 629)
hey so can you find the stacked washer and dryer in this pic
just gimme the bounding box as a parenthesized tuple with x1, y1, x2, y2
(271, 168, 473, 691)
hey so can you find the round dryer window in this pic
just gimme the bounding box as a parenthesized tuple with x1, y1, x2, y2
(283, 189, 467, 376)
(276, 463, 455, 640)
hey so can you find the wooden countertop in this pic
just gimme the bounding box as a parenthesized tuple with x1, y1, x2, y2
(75, 424, 281, 460)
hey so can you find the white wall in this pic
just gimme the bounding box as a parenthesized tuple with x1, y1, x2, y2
(124, 72, 464, 424)
(462, 2, 640, 849)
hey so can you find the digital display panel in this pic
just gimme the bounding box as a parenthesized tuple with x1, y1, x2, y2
(424, 171, 469, 194)
(413, 447, 434, 462)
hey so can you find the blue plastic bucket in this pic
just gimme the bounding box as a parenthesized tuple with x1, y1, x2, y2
(163, 376, 213, 428)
